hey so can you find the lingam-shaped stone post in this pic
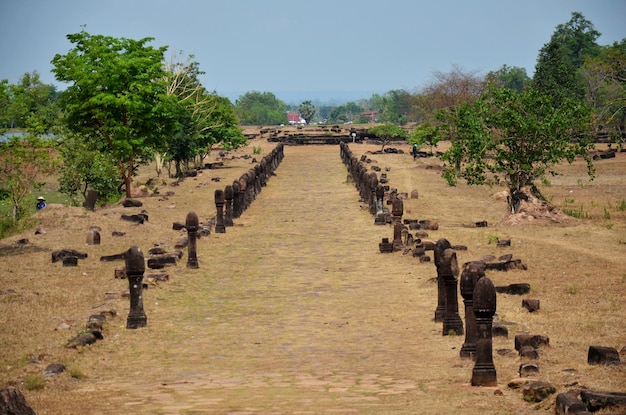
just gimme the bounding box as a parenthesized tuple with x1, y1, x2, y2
(215, 189, 226, 233)
(460, 263, 485, 358)
(471, 276, 497, 386)
(186, 211, 199, 269)
(224, 185, 234, 227)
(375, 184, 386, 225)
(391, 197, 404, 251)
(368, 173, 378, 215)
(441, 248, 464, 335)
(125, 246, 147, 329)
(433, 238, 451, 322)
(232, 180, 241, 218)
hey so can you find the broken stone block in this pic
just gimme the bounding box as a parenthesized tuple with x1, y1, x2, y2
(52, 249, 88, 263)
(581, 390, 626, 412)
(121, 198, 143, 207)
(519, 363, 540, 377)
(62, 256, 78, 267)
(587, 345, 621, 365)
(515, 334, 549, 351)
(522, 299, 540, 312)
(555, 392, 590, 415)
(519, 346, 539, 359)
(66, 330, 103, 349)
(496, 283, 531, 295)
(0, 387, 36, 415)
(43, 363, 66, 377)
(522, 381, 555, 403)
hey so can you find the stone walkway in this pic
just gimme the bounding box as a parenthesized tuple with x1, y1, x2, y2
(76, 145, 529, 414)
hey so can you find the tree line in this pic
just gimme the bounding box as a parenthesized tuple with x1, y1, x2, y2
(0, 12, 624, 225)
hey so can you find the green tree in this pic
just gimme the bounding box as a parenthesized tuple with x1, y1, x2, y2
(439, 86, 594, 214)
(486, 65, 531, 92)
(57, 130, 120, 204)
(0, 134, 56, 219)
(234, 91, 287, 125)
(368, 123, 408, 151)
(2, 72, 60, 132)
(298, 100, 316, 124)
(409, 122, 441, 155)
(533, 37, 586, 106)
(551, 12, 601, 69)
(581, 39, 626, 147)
(51, 30, 177, 198)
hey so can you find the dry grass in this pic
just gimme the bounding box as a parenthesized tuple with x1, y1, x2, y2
(0, 135, 624, 414)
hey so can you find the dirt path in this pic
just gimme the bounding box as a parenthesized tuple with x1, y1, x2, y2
(65, 145, 532, 414)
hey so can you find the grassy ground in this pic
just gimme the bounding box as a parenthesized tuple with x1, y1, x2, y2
(0, 138, 624, 414)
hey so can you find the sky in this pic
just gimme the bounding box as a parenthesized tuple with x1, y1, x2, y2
(1, 0, 625, 104)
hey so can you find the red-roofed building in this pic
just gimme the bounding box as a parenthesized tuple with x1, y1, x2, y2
(287, 111, 306, 125)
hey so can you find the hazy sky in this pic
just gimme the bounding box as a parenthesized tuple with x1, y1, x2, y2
(1, 0, 624, 103)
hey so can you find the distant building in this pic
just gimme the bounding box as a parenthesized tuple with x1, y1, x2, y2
(361, 111, 377, 121)
(287, 111, 306, 125)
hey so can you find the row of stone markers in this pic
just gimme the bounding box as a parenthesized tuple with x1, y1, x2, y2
(121, 143, 286, 330)
(339, 143, 625, 412)
(213, 143, 285, 233)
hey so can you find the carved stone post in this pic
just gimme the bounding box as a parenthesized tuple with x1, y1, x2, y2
(232, 180, 241, 219)
(375, 184, 386, 225)
(391, 198, 403, 251)
(433, 238, 451, 322)
(368, 173, 378, 215)
(125, 246, 147, 329)
(224, 185, 234, 227)
(472, 277, 497, 386)
(215, 189, 226, 233)
(186, 212, 199, 269)
(460, 263, 485, 358)
(441, 248, 464, 335)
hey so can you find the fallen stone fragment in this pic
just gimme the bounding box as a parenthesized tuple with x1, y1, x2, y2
(588, 345, 621, 365)
(555, 392, 590, 415)
(66, 330, 103, 349)
(522, 381, 555, 403)
(43, 363, 66, 377)
(515, 334, 549, 350)
(0, 387, 36, 415)
(581, 390, 626, 412)
(52, 249, 88, 263)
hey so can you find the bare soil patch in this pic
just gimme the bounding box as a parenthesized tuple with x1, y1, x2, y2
(1, 137, 625, 414)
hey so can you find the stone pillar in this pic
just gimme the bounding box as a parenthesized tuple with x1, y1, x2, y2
(368, 173, 378, 215)
(232, 180, 241, 218)
(433, 238, 451, 322)
(441, 248, 464, 335)
(237, 177, 247, 214)
(391, 198, 403, 251)
(460, 263, 485, 358)
(125, 246, 147, 329)
(215, 189, 226, 233)
(472, 276, 497, 386)
(224, 185, 234, 227)
(186, 212, 199, 269)
(374, 184, 386, 225)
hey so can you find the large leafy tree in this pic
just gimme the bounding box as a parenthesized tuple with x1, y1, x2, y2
(57, 129, 120, 204)
(533, 36, 586, 106)
(51, 30, 177, 198)
(533, 12, 600, 107)
(234, 91, 287, 125)
(581, 39, 626, 147)
(0, 134, 56, 219)
(439, 86, 595, 214)
(0, 72, 60, 132)
(551, 12, 601, 69)
(368, 123, 408, 151)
